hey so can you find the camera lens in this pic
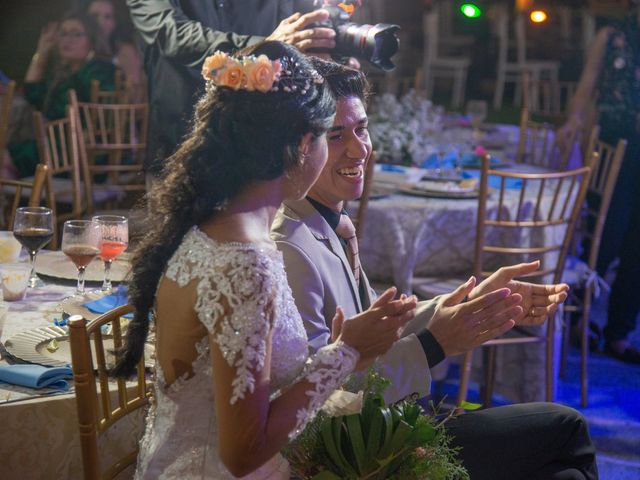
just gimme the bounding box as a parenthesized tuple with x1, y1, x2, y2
(334, 22, 400, 71)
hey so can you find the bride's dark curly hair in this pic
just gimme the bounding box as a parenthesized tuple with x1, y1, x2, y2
(113, 41, 336, 376)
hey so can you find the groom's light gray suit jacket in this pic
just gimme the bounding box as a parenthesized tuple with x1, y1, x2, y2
(272, 198, 438, 402)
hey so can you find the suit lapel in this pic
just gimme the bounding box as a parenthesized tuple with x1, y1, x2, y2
(283, 199, 363, 312)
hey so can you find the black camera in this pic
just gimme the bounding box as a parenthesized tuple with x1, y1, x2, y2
(310, 3, 400, 71)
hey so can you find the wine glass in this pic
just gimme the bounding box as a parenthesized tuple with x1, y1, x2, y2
(466, 100, 488, 139)
(13, 207, 54, 288)
(92, 215, 128, 292)
(61, 220, 101, 296)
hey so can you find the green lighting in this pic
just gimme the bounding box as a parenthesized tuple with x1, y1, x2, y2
(460, 3, 481, 18)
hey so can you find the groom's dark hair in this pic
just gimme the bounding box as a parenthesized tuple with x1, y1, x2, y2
(311, 58, 371, 105)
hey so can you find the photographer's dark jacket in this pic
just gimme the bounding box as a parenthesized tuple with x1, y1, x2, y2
(127, 0, 315, 174)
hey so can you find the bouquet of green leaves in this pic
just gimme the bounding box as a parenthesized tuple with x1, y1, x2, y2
(283, 371, 469, 480)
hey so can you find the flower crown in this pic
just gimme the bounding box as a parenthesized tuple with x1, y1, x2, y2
(201, 51, 323, 94)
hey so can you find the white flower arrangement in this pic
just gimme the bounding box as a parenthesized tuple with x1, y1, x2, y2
(368, 90, 444, 166)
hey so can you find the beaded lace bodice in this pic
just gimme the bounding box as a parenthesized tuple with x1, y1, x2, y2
(135, 227, 359, 479)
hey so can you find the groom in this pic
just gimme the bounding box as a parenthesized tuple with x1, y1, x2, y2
(272, 59, 598, 479)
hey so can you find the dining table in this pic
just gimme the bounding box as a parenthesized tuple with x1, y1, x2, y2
(0, 253, 143, 480)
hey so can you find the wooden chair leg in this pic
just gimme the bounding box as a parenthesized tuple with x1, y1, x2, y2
(546, 313, 556, 402)
(560, 307, 572, 378)
(493, 69, 506, 109)
(481, 346, 496, 407)
(457, 351, 473, 406)
(580, 293, 593, 408)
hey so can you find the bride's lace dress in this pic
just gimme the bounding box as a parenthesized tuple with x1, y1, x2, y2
(135, 227, 359, 479)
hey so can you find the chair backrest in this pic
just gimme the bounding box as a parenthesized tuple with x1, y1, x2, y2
(69, 90, 148, 213)
(0, 163, 49, 230)
(33, 109, 86, 224)
(68, 305, 150, 480)
(474, 155, 591, 285)
(578, 134, 626, 269)
(423, 9, 440, 65)
(90, 69, 128, 104)
(522, 70, 577, 119)
(516, 108, 577, 170)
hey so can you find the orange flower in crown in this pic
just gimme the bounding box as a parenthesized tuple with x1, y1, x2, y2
(201, 51, 323, 94)
(246, 55, 282, 93)
(218, 59, 245, 90)
(201, 51, 229, 81)
(201, 51, 283, 92)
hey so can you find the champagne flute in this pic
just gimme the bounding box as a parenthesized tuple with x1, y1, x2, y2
(62, 220, 101, 297)
(13, 207, 54, 288)
(92, 215, 128, 292)
(466, 100, 488, 139)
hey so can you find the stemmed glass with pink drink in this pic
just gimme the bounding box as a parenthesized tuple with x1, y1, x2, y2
(92, 215, 128, 292)
(61, 220, 101, 297)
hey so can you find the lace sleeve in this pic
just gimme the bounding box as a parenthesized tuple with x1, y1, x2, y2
(289, 340, 360, 440)
(187, 253, 275, 405)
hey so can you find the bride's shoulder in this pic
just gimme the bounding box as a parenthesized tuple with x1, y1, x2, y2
(166, 227, 283, 284)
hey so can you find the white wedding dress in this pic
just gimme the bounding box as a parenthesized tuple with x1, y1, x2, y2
(135, 227, 359, 479)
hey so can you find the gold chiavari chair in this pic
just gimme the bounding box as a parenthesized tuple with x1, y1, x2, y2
(560, 130, 626, 407)
(516, 107, 579, 170)
(413, 156, 591, 406)
(68, 305, 151, 480)
(69, 90, 148, 215)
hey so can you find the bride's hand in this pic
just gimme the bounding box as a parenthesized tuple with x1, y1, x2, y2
(331, 287, 417, 371)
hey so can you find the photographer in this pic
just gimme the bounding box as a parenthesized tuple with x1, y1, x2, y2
(126, 0, 338, 175)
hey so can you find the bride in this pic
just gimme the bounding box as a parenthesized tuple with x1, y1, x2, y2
(113, 41, 417, 479)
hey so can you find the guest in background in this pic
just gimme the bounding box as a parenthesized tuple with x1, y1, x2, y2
(558, 6, 640, 364)
(7, 10, 114, 178)
(273, 58, 598, 480)
(86, 0, 145, 101)
(125, 0, 337, 176)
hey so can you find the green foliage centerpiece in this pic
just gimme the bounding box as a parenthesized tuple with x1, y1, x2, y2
(284, 371, 469, 480)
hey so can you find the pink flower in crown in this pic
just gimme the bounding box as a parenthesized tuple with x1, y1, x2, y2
(246, 55, 282, 93)
(218, 58, 244, 90)
(202, 51, 230, 81)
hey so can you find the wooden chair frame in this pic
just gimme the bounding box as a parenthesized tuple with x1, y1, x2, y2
(0, 80, 16, 174)
(0, 163, 49, 230)
(560, 131, 626, 406)
(68, 305, 150, 480)
(516, 108, 578, 170)
(457, 156, 591, 406)
(69, 90, 148, 215)
(33, 109, 87, 245)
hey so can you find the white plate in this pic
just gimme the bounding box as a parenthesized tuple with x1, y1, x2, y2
(59, 290, 116, 322)
(414, 180, 476, 193)
(398, 186, 479, 199)
(4, 325, 154, 368)
(35, 250, 131, 283)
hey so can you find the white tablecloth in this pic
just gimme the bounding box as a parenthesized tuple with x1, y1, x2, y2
(0, 282, 144, 479)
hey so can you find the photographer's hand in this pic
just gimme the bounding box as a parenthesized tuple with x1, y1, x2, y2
(266, 10, 336, 51)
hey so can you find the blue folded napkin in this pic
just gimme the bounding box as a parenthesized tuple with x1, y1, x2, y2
(0, 364, 73, 390)
(379, 164, 407, 173)
(461, 170, 523, 189)
(84, 286, 132, 318)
